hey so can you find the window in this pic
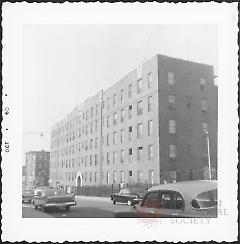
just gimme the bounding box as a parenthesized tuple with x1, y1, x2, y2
(148, 96, 153, 112)
(148, 120, 153, 136)
(128, 126, 133, 141)
(201, 99, 208, 111)
(137, 100, 143, 115)
(168, 95, 175, 107)
(90, 172, 92, 182)
(90, 155, 92, 165)
(113, 132, 117, 145)
(120, 171, 124, 183)
(137, 146, 143, 162)
(107, 152, 110, 164)
(86, 111, 89, 121)
(202, 122, 208, 132)
(113, 151, 117, 164)
(142, 192, 159, 208)
(191, 190, 217, 209)
(128, 84, 132, 98)
(120, 150, 124, 163)
(90, 123, 93, 134)
(107, 116, 110, 127)
(95, 154, 98, 165)
(159, 192, 174, 209)
(113, 171, 117, 183)
(128, 148, 133, 162)
(120, 129, 124, 143)
(95, 172, 98, 182)
(85, 156, 87, 166)
(95, 137, 98, 149)
(129, 170, 133, 177)
(96, 105, 99, 116)
(121, 109, 125, 123)
(107, 134, 110, 146)
(169, 119, 176, 134)
(113, 94, 117, 106)
(107, 171, 110, 183)
(91, 107, 94, 118)
(107, 98, 111, 110)
(137, 79, 143, 93)
(85, 125, 88, 136)
(113, 112, 117, 125)
(148, 144, 153, 160)
(148, 73, 153, 88)
(137, 123, 143, 139)
(95, 120, 98, 132)
(168, 72, 175, 86)
(137, 171, 143, 183)
(148, 170, 154, 185)
(128, 105, 133, 119)
(170, 144, 177, 159)
(200, 77, 207, 90)
(120, 89, 124, 103)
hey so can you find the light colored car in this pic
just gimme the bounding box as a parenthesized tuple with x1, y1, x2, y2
(114, 180, 217, 218)
(32, 188, 76, 212)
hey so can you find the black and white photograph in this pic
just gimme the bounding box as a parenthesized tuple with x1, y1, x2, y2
(2, 2, 238, 242)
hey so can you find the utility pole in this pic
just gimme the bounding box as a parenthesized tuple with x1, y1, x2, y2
(204, 130, 212, 180)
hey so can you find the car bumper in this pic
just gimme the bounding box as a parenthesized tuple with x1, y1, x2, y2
(22, 198, 32, 203)
(44, 201, 76, 208)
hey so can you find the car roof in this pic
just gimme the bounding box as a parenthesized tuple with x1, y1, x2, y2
(148, 180, 217, 199)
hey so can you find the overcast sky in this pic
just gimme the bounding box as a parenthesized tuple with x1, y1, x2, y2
(23, 24, 217, 155)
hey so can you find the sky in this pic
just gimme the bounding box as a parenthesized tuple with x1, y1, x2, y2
(23, 24, 217, 156)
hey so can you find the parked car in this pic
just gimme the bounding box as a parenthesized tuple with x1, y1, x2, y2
(22, 189, 34, 203)
(111, 187, 146, 206)
(114, 180, 217, 218)
(32, 188, 76, 211)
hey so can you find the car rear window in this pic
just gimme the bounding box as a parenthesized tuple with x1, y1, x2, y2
(191, 189, 217, 209)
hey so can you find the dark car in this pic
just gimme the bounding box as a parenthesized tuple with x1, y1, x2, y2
(114, 180, 217, 218)
(32, 188, 76, 211)
(22, 189, 34, 203)
(111, 188, 146, 206)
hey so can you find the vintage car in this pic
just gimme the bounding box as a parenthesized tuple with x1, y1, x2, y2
(114, 180, 217, 218)
(111, 187, 146, 206)
(32, 188, 76, 211)
(22, 189, 34, 203)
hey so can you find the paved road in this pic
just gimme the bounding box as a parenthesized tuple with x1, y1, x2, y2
(22, 196, 132, 218)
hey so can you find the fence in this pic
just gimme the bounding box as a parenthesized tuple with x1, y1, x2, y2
(72, 182, 155, 197)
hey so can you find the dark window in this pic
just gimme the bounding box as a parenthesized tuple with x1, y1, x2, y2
(142, 191, 159, 208)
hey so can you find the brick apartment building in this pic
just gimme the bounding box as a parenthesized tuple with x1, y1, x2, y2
(50, 54, 217, 194)
(25, 150, 50, 189)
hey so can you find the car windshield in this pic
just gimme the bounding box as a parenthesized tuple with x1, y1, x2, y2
(43, 189, 66, 197)
(192, 189, 217, 209)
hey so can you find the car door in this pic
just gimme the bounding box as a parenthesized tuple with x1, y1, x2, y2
(135, 191, 160, 217)
(157, 191, 185, 218)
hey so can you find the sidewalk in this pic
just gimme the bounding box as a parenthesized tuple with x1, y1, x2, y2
(75, 195, 111, 202)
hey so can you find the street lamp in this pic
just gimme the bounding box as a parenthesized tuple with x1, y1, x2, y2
(203, 130, 212, 180)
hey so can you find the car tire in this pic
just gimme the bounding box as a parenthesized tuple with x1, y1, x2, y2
(127, 200, 132, 206)
(65, 206, 70, 211)
(41, 205, 45, 212)
(113, 200, 116, 204)
(32, 202, 38, 209)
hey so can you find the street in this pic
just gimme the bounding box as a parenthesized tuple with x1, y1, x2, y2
(22, 195, 132, 218)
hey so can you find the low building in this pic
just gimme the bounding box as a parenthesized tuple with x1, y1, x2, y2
(25, 150, 50, 189)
